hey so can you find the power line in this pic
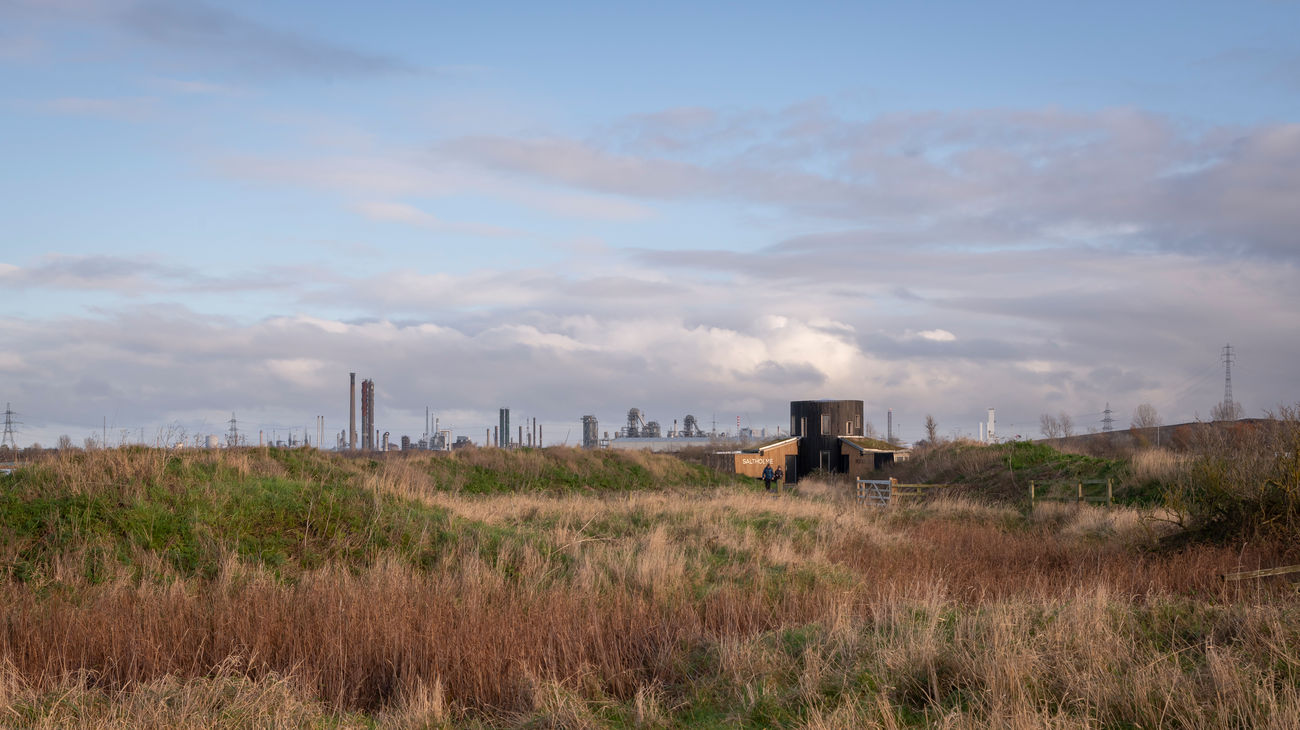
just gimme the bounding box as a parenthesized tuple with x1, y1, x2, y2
(1150, 359, 1221, 418)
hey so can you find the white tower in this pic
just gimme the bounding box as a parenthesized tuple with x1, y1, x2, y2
(986, 408, 996, 443)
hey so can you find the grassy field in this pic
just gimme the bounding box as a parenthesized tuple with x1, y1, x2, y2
(1, 446, 1299, 727)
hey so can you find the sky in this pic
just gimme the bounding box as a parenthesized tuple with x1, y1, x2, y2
(2, 0, 1299, 448)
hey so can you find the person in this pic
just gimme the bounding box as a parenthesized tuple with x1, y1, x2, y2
(762, 464, 774, 492)
(773, 466, 784, 486)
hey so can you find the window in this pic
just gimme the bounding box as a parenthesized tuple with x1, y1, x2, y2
(819, 450, 831, 470)
(800, 417, 807, 437)
(820, 414, 830, 434)
(791, 415, 796, 435)
(845, 421, 852, 436)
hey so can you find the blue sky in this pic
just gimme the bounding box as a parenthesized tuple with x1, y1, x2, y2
(2, 0, 1298, 447)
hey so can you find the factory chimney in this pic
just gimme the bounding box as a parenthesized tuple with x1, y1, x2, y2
(349, 372, 357, 451)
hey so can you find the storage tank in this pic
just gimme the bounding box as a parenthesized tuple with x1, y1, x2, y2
(581, 415, 600, 449)
(205, 434, 220, 449)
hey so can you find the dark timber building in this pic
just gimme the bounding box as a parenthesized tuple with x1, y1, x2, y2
(729, 399, 905, 482)
(790, 399, 864, 475)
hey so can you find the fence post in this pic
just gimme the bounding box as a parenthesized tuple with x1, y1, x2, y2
(1029, 480, 1035, 509)
(1107, 478, 1113, 506)
(1077, 482, 1083, 504)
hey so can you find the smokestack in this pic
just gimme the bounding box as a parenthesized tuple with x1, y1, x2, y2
(518, 425, 522, 449)
(987, 408, 996, 443)
(887, 408, 893, 443)
(539, 424, 543, 448)
(349, 372, 357, 451)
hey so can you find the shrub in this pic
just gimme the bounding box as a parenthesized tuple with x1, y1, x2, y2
(1165, 406, 1300, 550)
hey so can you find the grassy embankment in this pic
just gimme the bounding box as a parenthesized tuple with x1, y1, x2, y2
(1, 444, 1299, 727)
(892, 409, 1300, 548)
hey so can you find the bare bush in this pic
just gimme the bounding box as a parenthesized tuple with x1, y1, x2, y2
(1166, 405, 1300, 550)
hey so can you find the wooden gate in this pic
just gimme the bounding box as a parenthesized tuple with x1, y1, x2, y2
(856, 478, 892, 505)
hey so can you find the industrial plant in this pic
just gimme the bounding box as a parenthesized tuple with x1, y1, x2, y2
(581, 409, 721, 452)
(135, 374, 908, 481)
(336, 372, 458, 453)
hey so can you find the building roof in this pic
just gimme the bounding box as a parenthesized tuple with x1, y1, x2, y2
(739, 436, 799, 453)
(840, 436, 906, 452)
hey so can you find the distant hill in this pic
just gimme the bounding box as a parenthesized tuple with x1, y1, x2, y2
(1039, 418, 1277, 454)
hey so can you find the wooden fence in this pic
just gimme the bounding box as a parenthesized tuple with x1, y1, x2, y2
(856, 478, 947, 506)
(1029, 478, 1113, 508)
(1221, 564, 1300, 582)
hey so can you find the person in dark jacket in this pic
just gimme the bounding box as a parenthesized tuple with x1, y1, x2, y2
(762, 464, 775, 491)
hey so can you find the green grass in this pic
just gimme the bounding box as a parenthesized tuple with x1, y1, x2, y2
(418, 449, 744, 494)
(0, 447, 744, 591)
(891, 440, 1133, 505)
(0, 474, 460, 584)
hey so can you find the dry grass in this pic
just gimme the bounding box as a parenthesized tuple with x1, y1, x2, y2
(0, 657, 344, 729)
(2, 448, 1299, 726)
(1131, 447, 1191, 484)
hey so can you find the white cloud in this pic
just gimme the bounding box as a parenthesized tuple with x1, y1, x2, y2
(352, 200, 439, 226)
(265, 358, 326, 386)
(351, 200, 518, 237)
(1017, 360, 1056, 374)
(916, 329, 956, 342)
(4, 89, 1300, 445)
(433, 107, 1300, 258)
(215, 154, 654, 222)
(2, 237, 1297, 448)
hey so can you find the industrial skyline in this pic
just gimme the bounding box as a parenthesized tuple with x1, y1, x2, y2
(0, 336, 1265, 450)
(2, 2, 1297, 448)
